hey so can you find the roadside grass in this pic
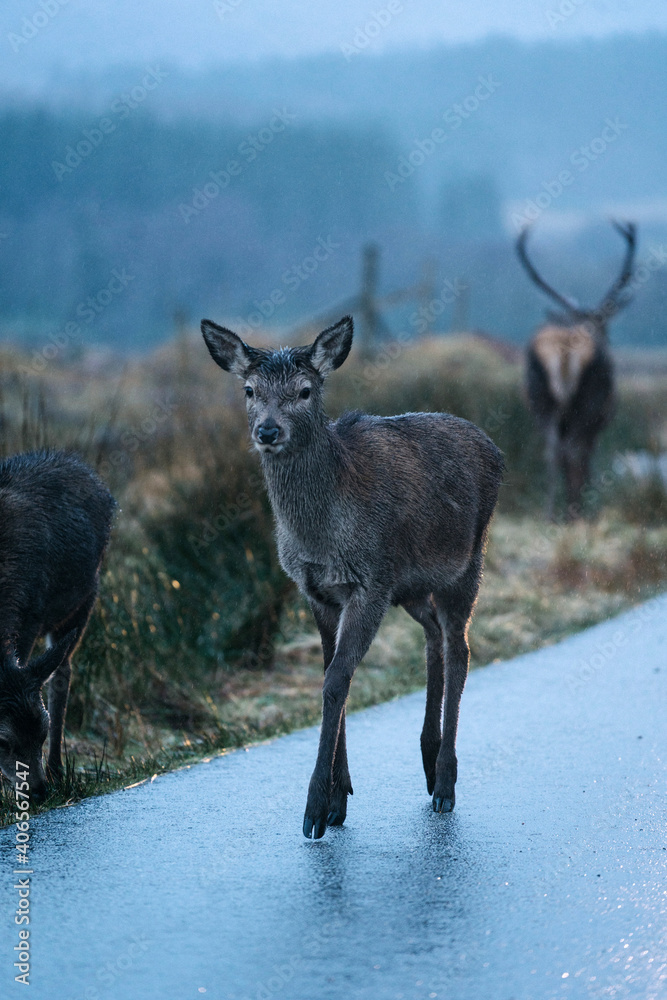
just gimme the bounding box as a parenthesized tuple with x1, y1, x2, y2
(0, 333, 666, 825)
(2, 510, 664, 826)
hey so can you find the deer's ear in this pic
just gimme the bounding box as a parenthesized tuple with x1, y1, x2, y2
(25, 631, 78, 688)
(309, 316, 354, 376)
(201, 319, 256, 377)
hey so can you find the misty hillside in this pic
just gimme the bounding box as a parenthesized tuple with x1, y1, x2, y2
(2, 34, 667, 351)
(2, 0, 665, 80)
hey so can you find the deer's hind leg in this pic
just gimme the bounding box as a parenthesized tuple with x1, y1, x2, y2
(402, 596, 444, 795)
(432, 549, 484, 813)
(544, 418, 560, 523)
(562, 434, 592, 520)
(310, 600, 353, 827)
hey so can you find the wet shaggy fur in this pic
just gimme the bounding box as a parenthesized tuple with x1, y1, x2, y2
(265, 408, 502, 608)
(0, 450, 115, 798)
(202, 315, 504, 839)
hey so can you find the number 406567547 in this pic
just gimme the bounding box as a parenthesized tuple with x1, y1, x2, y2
(15, 762, 30, 788)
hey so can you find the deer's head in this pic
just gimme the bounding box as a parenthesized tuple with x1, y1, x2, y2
(0, 633, 76, 802)
(201, 316, 353, 456)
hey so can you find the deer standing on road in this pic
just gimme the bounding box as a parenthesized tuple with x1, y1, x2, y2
(202, 315, 503, 839)
(517, 221, 637, 520)
(0, 451, 115, 802)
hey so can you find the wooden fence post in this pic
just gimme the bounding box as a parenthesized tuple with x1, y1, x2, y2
(359, 243, 380, 355)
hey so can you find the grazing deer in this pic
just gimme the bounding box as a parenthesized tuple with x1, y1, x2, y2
(517, 221, 637, 520)
(0, 451, 115, 802)
(202, 315, 503, 839)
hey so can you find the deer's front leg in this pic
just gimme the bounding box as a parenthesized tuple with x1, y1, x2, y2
(303, 590, 387, 839)
(46, 656, 72, 779)
(310, 600, 352, 827)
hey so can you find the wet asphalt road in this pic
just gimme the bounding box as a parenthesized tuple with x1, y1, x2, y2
(1, 594, 667, 1000)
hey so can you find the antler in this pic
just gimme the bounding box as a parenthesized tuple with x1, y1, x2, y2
(595, 220, 637, 318)
(516, 225, 584, 318)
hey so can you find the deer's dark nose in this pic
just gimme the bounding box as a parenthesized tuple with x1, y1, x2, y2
(257, 422, 280, 445)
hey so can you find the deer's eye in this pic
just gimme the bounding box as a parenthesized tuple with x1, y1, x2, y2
(244, 386, 254, 398)
(299, 387, 311, 400)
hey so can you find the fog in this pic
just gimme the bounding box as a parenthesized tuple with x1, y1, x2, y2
(1, 3, 667, 350)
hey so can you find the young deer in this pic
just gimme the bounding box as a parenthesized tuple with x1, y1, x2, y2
(517, 221, 637, 520)
(202, 316, 503, 839)
(0, 450, 115, 802)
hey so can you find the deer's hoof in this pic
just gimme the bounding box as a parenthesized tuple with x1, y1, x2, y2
(432, 795, 455, 813)
(421, 736, 440, 796)
(304, 774, 334, 839)
(31, 785, 48, 805)
(326, 782, 352, 827)
(303, 812, 328, 840)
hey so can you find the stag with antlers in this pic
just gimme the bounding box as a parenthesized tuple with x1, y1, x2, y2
(517, 221, 637, 520)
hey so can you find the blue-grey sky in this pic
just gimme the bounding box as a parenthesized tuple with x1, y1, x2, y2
(1, 0, 666, 87)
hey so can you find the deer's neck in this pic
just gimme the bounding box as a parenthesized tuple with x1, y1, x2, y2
(260, 422, 340, 538)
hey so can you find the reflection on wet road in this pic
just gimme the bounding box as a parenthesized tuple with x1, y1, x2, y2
(1, 595, 666, 999)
